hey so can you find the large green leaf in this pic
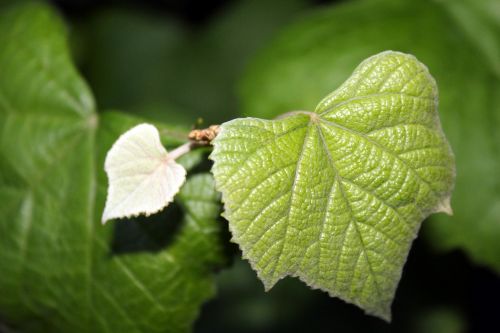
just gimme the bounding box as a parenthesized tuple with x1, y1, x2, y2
(239, 0, 500, 272)
(211, 51, 455, 320)
(0, 3, 223, 332)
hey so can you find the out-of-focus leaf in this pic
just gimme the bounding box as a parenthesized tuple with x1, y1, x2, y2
(80, 0, 310, 124)
(411, 307, 466, 333)
(0, 3, 224, 332)
(81, 9, 189, 124)
(167, 0, 310, 123)
(239, 0, 500, 272)
(437, 0, 500, 77)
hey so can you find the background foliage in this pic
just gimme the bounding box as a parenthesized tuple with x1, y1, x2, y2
(0, 0, 499, 332)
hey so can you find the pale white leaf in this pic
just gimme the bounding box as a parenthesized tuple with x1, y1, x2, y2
(102, 123, 186, 223)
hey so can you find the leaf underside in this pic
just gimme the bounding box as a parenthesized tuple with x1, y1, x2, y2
(102, 123, 186, 223)
(211, 51, 455, 320)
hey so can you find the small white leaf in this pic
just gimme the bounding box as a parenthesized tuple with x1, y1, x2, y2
(102, 123, 186, 224)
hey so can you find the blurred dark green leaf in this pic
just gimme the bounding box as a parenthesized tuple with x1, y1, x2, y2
(411, 307, 465, 333)
(0, 3, 224, 332)
(79, 0, 310, 125)
(239, 0, 500, 272)
(80, 9, 190, 124)
(438, 0, 500, 77)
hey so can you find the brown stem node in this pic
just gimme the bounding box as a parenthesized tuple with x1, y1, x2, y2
(188, 125, 220, 144)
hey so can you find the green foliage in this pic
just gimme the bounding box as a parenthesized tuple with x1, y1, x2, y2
(412, 307, 466, 333)
(240, 0, 500, 272)
(0, 0, 497, 331)
(0, 3, 224, 332)
(438, 0, 500, 77)
(80, 0, 310, 125)
(211, 51, 455, 320)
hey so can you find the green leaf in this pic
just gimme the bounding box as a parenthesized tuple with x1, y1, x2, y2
(437, 0, 500, 77)
(412, 307, 466, 333)
(0, 3, 223, 332)
(211, 51, 455, 320)
(239, 0, 500, 273)
(80, 0, 309, 125)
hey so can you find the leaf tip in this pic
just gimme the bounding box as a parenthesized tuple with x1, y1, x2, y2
(436, 196, 453, 216)
(261, 277, 278, 292)
(378, 311, 392, 323)
(363, 301, 392, 322)
(101, 212, 111, 225)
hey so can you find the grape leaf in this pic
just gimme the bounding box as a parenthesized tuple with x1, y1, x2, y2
(239, 0, 500, 273)
(0, 3, 223, 332)
(211, 51, 455, 320)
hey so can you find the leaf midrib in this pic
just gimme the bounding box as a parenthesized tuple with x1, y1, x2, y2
(315, 121, 384, 301)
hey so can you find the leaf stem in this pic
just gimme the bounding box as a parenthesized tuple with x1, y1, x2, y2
(169, 142, 193, 160)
